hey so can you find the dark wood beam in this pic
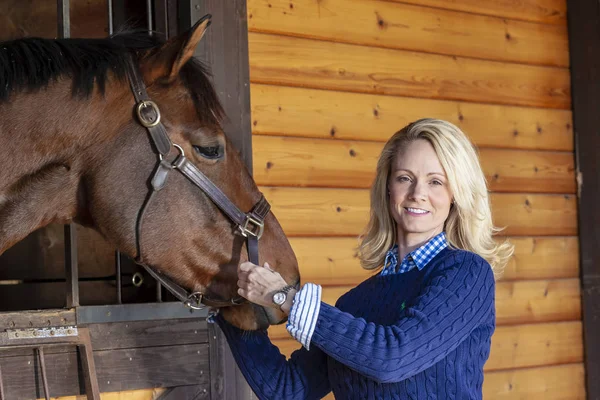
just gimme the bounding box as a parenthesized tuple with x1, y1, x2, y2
(566, 1, 600, 399)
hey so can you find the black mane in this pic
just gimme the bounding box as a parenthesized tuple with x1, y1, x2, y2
(0, 32, 224, 123)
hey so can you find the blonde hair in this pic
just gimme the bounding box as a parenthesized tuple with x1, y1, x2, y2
(358, 118, 513, 276)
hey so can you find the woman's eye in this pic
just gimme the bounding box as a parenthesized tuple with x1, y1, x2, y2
(431, 180, 444, 186)
(397, 176, 411, 182)
(193, 145, 222, 160)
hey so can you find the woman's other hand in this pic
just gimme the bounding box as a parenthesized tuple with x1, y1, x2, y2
(237, 261, 296, 313)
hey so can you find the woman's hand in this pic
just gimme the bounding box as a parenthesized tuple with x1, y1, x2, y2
(237, 261, 295, 312)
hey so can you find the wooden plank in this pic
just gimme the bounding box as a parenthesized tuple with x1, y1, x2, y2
(248, 32, 571, 109)
(49, 388, 168, 400)
(252, 135, 576, 193)
(566, 1, 600, 399)
(261, 187, 578, 237)
(503, 236, 579, 280)
(383, 0, 567, 25)
(483, 363, 585, 400)
(250, 84, 574, 151)
(487, 322, 583, 371)
(0, 344, 210, 399)
(0, 309, 75, 330)
(271, 321, 584, 371)
(89, 319, 209, 350)
(494, 279, 581, 325)
(289, 236, 579, 285)
(248, 0, 569, 66)
(268, 279, 580, 340)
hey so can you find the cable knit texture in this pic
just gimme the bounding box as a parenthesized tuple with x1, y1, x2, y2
(216, 248, 495, 399)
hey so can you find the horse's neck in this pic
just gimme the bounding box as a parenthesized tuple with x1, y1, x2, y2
(0, 82, 126, 254)
(0, 82, 122, 192)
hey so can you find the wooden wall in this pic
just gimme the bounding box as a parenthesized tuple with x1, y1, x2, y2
(246, 0, 583, 398)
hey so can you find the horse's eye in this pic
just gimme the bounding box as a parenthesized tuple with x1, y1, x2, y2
(193, 145, 222, 160)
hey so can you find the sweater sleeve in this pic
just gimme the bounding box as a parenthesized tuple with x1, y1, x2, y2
(216, 315, 331, 400)
(310, 253, 495, 383)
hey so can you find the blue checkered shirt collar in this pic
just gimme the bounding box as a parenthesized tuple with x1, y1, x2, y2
(380, 232, 448, 276)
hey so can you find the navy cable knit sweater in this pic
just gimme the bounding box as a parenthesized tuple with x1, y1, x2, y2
(217, 248, 496, 399)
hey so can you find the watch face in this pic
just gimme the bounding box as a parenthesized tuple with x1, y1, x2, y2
(273, 292, 286, 306)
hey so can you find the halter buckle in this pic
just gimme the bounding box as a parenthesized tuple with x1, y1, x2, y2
(239, 215, 264, 239)
(184, 292, 206, 310)
(136, 100, 161, 128)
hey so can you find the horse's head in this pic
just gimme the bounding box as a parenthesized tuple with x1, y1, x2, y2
(0, 17, 298, 330)
(76, 18, 300, 329)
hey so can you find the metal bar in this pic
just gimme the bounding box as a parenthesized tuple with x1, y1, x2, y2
(115, 251, 122, 304)
(156, 281, 163, 302)
(154, 0, 169, 38)
(76, 303, 207, 324)
(0, 364, 5, 400)
(57, 0, 70, 39)
(64, 224, 79, 308)
(146, 0, 153, 34)
(77, 328, 101, 400)
(107, 0, 114, 35)
(37, 347, 51, 400)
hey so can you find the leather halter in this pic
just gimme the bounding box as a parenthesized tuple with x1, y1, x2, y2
(126, 56, 270, 310)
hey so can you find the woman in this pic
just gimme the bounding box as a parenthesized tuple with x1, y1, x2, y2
(214, 118, 513, 399)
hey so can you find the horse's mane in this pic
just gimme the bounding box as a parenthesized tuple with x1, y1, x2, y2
(0, 31, 224, 123)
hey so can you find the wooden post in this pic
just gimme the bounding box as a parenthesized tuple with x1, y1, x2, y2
(566, 1, 600, 399)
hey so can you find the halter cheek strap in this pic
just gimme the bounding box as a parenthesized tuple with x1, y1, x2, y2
(126, 55, 270, 310)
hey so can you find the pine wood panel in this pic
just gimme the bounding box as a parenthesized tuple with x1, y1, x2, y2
(383, 0, 567, 25)
(267, 279, 580, 340)
(483, 363, 585, 399)
(250, 84, 574, 151)
(49, 388, 167, 400)
(248, 32, 571, 109)
(289, 236, 579, 285)
(319, 363, 584, 400)
(253, 135, 576, 193)
(261, 187, 578, 237)
(248, 0, 568, 66)
(271, 321, 583, 370)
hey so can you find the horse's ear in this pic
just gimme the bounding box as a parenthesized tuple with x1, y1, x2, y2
(143, 14, 211, 83)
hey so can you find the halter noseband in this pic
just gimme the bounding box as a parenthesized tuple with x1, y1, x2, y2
(126, 56, 269, 310)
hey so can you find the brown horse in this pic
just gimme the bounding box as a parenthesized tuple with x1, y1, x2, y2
(0, 17, 299, 330)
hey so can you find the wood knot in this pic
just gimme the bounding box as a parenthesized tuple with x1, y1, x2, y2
(330, 127, 337, 137)
(336, 206, 342, 212)
(266, 161, 273, 170)
(373, 108, 379, 117)
(458, 113, 464, 121)
(513, 130, 519, 136)
(349, 149, 356, 157)
(253, 120, 258, 126)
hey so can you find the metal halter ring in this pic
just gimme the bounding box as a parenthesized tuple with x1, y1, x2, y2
(136, 100, 161, 128)
(184, 292, 206, 310)
(159, 143, 185, 162)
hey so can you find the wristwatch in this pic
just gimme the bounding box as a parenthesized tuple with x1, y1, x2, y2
(272, 284, 295, 309)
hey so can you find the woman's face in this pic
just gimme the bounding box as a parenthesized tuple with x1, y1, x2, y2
(388, 139, 453, 244)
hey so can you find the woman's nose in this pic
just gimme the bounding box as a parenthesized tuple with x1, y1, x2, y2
(409, 181, 428, 201)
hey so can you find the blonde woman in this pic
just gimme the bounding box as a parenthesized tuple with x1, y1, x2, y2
(215, 118, 513, 399)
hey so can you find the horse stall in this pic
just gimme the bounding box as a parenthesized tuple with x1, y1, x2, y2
(0, 1, 256, 399)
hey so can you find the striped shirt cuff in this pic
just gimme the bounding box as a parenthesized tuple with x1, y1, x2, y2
(286, 283, 322, 350)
